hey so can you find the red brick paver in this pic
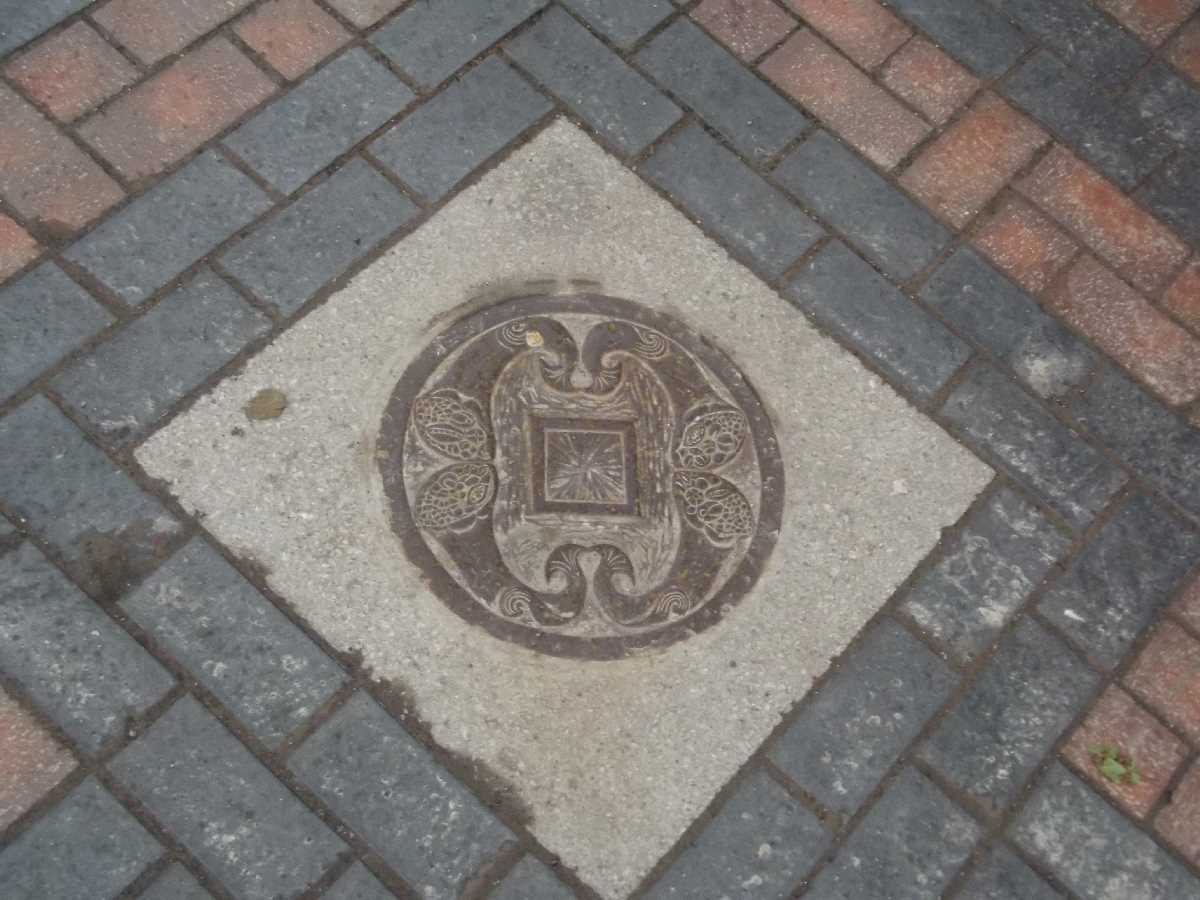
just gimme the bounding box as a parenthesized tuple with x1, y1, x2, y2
(91, 0, 256, 65)
(1095, 0, 1200, 46)
(78, 38, 276, 182)
(1062, 686, 1187, 818)
(880, 36, 978, 126)
(1168, 18, 1200, 82)
(0, 689, 75, 830)
(5, 23, 138, 123)
(787, 0, 910, 70)
(325, 0, 406, 28)
(1157, 760, 1200, 865)
(1126, 620, 1200, 742)
(973, 194, 1079, 294)
(1046, 255, 1200, 406)
(761, 30, 928, 170)
(1164, 259, 1200, 334)
(692, 0, 796, 61)
(0, 213, 40, 282)
(1175, 574, 1200, 633)
(0, 86, 124, 234)
(900, 92, 1046, 229)
(1020, 146, 1189, 295)
(235, 0, 350, 80)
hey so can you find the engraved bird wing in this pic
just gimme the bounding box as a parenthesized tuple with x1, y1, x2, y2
(414, 462, 496, 530)
(411, 389, 490, 461)
(674, 407, 748, 470)
(673, 471, 753, 546)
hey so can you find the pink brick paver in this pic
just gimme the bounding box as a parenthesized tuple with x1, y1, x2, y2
(1125, 620, 1200, 743)
(0, 688, 75, 830)
(1045, 255, 1200, 406)
(900, 92, 1046, 229)
(973, 194, 1079, 295)
(0, 213, 40, 282)
(788, 0, 910, 70)
(881, 36, 978, 126)
(0, 85, 124, 233)
(78, 38, 276, 182)
(91, 0, 256, 66)
(761, 29, 928, 170)
(235, 0, 351, 80)
(1062, 686, 1188, 818)
(5, 22, 138, 123)
(692, 0, 796, 61)
(1020, 146, 1189, 295)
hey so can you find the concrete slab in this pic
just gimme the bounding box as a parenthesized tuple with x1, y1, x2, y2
(137, 119, 991, 898)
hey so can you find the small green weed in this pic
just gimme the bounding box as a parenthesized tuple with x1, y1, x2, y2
(1089, 743, 1141, 786)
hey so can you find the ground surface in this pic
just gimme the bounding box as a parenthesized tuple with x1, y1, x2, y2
(2, 1, 1200, 898)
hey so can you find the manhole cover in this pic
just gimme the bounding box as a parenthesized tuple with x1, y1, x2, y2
(378, 294, 783, 658)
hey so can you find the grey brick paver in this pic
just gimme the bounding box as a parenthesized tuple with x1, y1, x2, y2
(0, 0, 89, 56)
(0, 542, 174, 752)
(290, 692, 512, 899)
(109, 696, 345, 900)
(0, 263, 113, 403)
(940, 364, 1127, 529)
(922, 248, 1095, 400)
(1039, 494, 1200, 669)
(0, 778, 160, 900)
(324, 862, 395, 900)
(642, 124, 822, 278)
(919, 618, 1099, 813)
(902, 488, 1069, 663)
(65, 151, 272, 307)
(220, 158, 417, 316)
(646, 770, 830, 899)
(53, 268, 270, 444)
(507, 6, 682, 157)
(0, 396, 182, 594)
(1012, 764, 1200, 899)
(770, 618, 955, 814)
(785, 240, 968, 401)
(774, 130, 949, 281)
(121, 537, 345, 746)
(490, 856, 575, 900)
(958, 844, 1062, 900)
(1139, 150, 1200, 246)
(139, 864, 213, 900)
(1069, 367, 1200, 520)
(561, 0, 673, 48)
(224, 49, 414, 195)
(993, 0, 1146, 91)
(373, 0, 546, 89)
(1002, 52, 1172, 190)
(805, 768, 980, 900)
(1125, 61, 1200, 148)
(636, 19, 807, 162)
(883, 0, 1027, 77)
(369, 55, 553, 202)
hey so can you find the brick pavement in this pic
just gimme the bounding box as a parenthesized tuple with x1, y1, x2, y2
(0, 0, 1199, 897)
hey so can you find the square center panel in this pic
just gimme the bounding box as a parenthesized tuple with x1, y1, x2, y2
(533, 417, 637, 514)
(136, 119, 992, 899)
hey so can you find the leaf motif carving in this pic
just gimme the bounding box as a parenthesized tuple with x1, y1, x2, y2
(414, 462, 495, 530)
(674, 407, 747, 470)
(412, 389, 489, 460)
(673, 471, 753, 546)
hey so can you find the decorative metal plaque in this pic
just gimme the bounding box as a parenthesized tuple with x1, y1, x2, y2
(379, 295, 783, 658)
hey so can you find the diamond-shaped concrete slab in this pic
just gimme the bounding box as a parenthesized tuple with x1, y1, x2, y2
(137, 119, 990, 897)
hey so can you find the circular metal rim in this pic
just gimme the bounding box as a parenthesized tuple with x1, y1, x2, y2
(378, 294, 784, 660)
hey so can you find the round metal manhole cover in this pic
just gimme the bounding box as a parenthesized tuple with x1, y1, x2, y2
(378, 295, 783, 658)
